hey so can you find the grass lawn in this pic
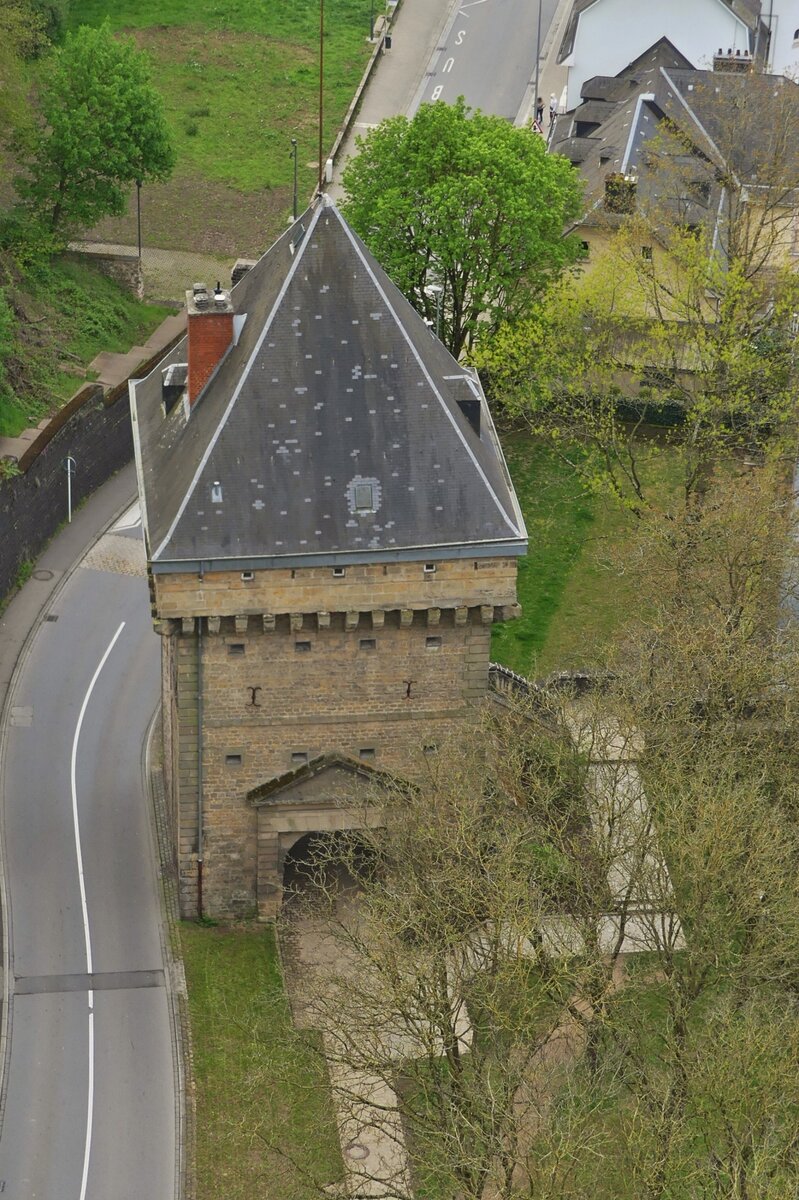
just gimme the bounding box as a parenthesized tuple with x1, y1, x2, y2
(67, 0, 375, 255)
(492, 433, 683, 678)
(180, 922, 343, 1200)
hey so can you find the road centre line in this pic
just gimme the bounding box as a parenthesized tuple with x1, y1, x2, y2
(70, 620, 126, 1200)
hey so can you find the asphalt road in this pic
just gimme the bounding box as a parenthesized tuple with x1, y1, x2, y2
(411, 0, 560, 119)
(0, 512, 176, 1199)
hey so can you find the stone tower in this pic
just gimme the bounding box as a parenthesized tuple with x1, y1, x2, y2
(130, 198, 526, 920)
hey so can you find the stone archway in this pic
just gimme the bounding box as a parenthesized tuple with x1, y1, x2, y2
(248, 753, 394, 920)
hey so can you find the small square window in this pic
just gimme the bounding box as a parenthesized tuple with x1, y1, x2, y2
(641, 245, 653, 260)
(426, 635, 442, 649)
(228, 643, 245, 656)
(424, 563, 437, 574)
(359, 637, 377, 651)
(291, 751, 309, 766)
(354, 483, 374, 510)
(332, 567, 346, 578)
(225, 753, 242, 766)
(359, 748, 376, 761)
(240, 571, 254, 582)
(295, 640, 312, 653)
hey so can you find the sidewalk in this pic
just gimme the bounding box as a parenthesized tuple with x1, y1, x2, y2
(328, 0, 459, 199)
(0, 463, 138, 723)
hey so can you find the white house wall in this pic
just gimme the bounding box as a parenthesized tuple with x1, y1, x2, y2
(765, 1, 799, 74)
(566, 0, 750, 107)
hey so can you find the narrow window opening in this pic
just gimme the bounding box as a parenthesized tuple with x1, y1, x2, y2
(426, 635, 443, 650)
(295, 640, 312, 653)
(291, 751, 309, 766)
(359, 638, 377, 651)
(332, 566, 346, 578)
(424, 563, 437, 574)
(228, 643, 245, 656)
(423, 744, 438, 755)
(641, 245, 653, 260)
(225, 753, 242, 766)
(359, 748, 376, 761)
(241, 571, 254, 582)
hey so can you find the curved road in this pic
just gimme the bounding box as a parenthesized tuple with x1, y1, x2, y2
(0, 507, 176, 1198)
(411, 0, 560, 119)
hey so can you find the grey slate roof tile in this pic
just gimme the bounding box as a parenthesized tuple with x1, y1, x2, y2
(131, 200, 525, 569)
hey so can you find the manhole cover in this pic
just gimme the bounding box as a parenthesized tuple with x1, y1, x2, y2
(33, 569, 54, 581)
(344, 1142, 369, 1161)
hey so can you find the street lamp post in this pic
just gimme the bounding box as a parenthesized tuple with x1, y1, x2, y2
(63, 455, 76, 523)
(291, 138, 299, 220)
(135, 179, 142, 261)
(370, 0, 375, 40)
(426, 283, 443, 341)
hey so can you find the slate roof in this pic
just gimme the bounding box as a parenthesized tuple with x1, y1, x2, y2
(553, 44, 799, 215)
(131, 199, 526, 572)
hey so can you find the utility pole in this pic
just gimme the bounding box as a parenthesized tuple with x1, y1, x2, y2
(318, 0, 325, 194)
(291, 138, 298, 219)
(533, 0, 542, 128)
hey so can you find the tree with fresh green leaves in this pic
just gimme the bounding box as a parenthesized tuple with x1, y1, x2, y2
(475, 76, 799, 515)
(14, 21, 174, 240)
(474, 227, 799, 515)
(341, 98, 584, 358)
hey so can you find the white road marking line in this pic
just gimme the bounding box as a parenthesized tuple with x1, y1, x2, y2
(70, 620, 125, 1200)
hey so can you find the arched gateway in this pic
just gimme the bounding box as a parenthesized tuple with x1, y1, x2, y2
(130, 196, 526, 919)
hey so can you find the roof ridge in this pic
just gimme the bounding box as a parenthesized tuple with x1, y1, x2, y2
(151, 202, 326, 560)
(332, 207, 524, 539)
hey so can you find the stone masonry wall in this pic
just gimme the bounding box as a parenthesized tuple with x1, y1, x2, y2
(170, 608, 493, 919)
(153, 557, 520, 619)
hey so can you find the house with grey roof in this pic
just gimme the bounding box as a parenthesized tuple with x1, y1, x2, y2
(558, 0, 770, 109)
(552, 37, 799, 260)
(129, 196, 526, 919)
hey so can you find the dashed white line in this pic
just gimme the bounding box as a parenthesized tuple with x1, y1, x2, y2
(70, 621, 126, 1200)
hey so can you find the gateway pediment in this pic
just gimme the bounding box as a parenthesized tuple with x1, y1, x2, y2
(247, 752, 403, 809)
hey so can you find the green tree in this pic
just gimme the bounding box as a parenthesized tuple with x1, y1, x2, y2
(26, 0, 69, 43)
(341, 98, 584, 358)
(15, 21, 174, 239)
(476, 77, 799, 514)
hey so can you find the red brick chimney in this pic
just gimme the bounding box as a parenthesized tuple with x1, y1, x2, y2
(186, 282, 234, 406)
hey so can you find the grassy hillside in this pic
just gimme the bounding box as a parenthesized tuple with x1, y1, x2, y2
(67, 0, 374, 255)
(0, 256, 170, 437)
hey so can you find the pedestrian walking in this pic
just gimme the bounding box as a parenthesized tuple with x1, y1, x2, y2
(536, 96, 544, 125)
(549, 93, 558, 128)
